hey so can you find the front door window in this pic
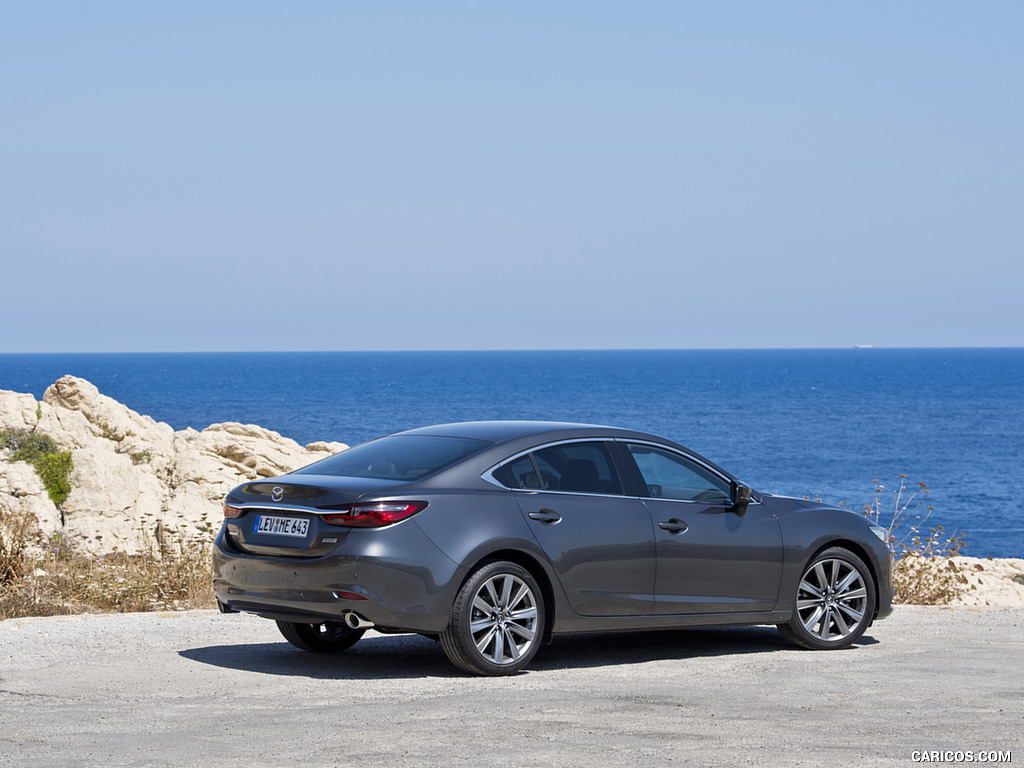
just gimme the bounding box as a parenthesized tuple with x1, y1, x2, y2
(627, 443, 730, 503)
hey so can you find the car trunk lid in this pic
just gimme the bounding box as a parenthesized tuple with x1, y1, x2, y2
(223, 475, 407, 557)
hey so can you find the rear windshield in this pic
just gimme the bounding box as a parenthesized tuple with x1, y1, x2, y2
(294, 435, 490, 481)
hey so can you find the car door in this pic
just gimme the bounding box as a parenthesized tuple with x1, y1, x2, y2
(622, 441, 784, 615)
(495, 441, 656, 616)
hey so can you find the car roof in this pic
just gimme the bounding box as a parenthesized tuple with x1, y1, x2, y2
(388, 420, 741, 489)
(394, 420, 651, 443)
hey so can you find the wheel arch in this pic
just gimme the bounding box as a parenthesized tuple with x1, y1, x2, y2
(461, 548, 558, 643)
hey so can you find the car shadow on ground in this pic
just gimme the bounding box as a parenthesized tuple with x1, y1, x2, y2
(178, 625, 879, 680)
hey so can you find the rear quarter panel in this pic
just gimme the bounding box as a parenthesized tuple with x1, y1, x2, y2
(410, 488, 575, 629)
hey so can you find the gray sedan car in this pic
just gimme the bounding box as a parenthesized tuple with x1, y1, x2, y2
(212, 421, 894, 675)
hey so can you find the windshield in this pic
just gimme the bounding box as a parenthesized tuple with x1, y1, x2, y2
(294, 435, 490, 482)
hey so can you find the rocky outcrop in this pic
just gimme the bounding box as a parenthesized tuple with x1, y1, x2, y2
(0, 376, 347, 554)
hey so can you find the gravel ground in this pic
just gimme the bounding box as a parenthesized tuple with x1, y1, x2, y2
(1, 607, 1021, 767)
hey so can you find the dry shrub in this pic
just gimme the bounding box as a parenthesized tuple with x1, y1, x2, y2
(858, 476, 968, 605)
(892, 554, 967, 605)
(0, 506, 36, 584)
(0, 518, 216, 620)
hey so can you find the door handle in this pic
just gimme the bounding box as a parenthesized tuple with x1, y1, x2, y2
(659, 518, 689, 534)
(528, 509, 562, 525)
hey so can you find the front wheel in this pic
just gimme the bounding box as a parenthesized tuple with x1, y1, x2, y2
(276, 620, 365, 653)
(440, 561, 545, 676)
(778, 547, 876, 650)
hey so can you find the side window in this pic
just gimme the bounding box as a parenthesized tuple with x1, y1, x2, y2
(627, 443, 731, 503)
(531, 442, 624, 495)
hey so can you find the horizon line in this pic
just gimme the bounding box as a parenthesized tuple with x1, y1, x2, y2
(2, 345, 1023, 355)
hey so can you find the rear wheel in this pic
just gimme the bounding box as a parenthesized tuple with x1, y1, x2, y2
(440, 561, 544, 676)
(276, 620, 365, 653)
(778, 547, 876, 650)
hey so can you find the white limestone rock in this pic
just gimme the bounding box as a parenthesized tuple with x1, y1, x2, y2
(306, 440, 348, 455)
(0, 376, 349, 555)
(0, 460, 60, 540)
(0, 391, 43, 433)
(193, 422, 314, 479)
(41, 376, 176, 462)
(60, 446, 166, 549)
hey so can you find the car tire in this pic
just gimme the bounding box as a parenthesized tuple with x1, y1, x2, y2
(440, 561, 545, 676)
(276, 620, 365, 653)
(778, 547, 876, 650)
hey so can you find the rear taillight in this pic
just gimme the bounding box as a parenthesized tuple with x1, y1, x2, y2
(223, 500, 243, 518)
(322, 501, 427, 528)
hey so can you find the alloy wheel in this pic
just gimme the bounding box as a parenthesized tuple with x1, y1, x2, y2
(441, 561, 545, 675)
(470, 573, 539, 665)
(796, 557, 868, 641)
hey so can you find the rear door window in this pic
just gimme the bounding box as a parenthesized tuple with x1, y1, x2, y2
(492, 441, 625, 495)
(531, 442, 624, 495)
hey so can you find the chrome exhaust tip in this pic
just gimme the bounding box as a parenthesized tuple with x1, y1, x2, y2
(344, 611, 374, 630)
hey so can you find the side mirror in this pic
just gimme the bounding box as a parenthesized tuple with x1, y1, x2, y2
(731, 483, 752, 517)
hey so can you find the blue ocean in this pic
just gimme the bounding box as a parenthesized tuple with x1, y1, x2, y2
(1, 349, 1021, 558)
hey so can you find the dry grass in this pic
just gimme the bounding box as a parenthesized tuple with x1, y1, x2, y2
(0, 510, 215, 620)
(0, 504, 36, 584)
(891, 555, 968, 605)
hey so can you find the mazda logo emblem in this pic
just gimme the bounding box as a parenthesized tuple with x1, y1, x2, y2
(271, 486, 284, 502)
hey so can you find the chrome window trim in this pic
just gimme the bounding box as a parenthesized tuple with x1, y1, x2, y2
(482, 436, 761, 505)
(511, 488, 641, 501)
(637, 495, 735, 507)
(637, 492, 762, 508)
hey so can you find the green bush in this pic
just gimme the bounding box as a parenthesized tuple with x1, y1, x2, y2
(1, 429, 58, 458)
(0, 428, 73, 507)
(34, 451, 73, 506)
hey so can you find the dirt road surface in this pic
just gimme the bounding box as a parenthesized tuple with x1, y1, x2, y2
(1, 607, 1021, 767)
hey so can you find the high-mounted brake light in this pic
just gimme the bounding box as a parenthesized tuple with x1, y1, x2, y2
(322, 501, 427, 528)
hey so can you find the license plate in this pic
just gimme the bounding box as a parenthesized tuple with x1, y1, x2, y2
(254, 515, 309, 538)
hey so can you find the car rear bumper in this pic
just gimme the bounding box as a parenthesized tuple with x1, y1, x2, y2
(211, 523, 462, 634)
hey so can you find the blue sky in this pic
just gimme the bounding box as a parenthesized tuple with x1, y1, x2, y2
(2, 2, 1021, 352)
